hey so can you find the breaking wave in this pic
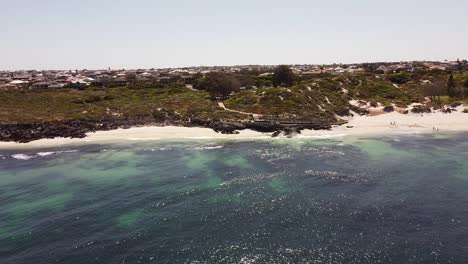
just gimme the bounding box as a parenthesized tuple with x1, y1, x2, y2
(194, 145, 224, 150)
(11, 150, 78, 160)
(12, 154, 34, 160)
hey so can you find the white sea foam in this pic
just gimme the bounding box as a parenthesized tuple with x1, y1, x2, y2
(128, 137, 162, 141)
(194, 145, 224, 150)
(297, 134, 348, 139)
(38, 150, 78, 156)
(37, 152, 55, 157)
(192, 145, 224, 150)
(186, 136, 215, 139)
(59, 150, 78, 153)
(11, 149, 78, 160)
(12, 154, 34, 160)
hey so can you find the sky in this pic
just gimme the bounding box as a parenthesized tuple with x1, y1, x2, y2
(1, 0, 467, 70)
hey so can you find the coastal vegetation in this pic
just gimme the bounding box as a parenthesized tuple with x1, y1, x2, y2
(0, 85, 245, 123)
(193, 72, 240, 99)
(1, 66, 468, 142)
(273, 65, 295, 87)
(1, 68, 467, 124)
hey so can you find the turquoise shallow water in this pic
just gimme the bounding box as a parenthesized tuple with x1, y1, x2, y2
(1, 134, 468, 263)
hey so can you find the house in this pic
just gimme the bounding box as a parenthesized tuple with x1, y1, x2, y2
(0, 77, 12, 84)
(375, 65, 389, 74)
(67, 78, 91, 89)
(180, 75, 194, 84)
(68, 82, 89, 89)
(111, 76, 128, 87)
(48, 82, 67, 89)
(91, 76, 113, 87)
(158, 77, 172, 84)
(391, 64, 414, 72)
(10, 80, 29, 85)
(301, 70, 322, 76)
(424, 63, 447, 71)
(344, 65, 365, 73)
(0, 83, 19, 90)
(449, 63, 468, 71)
(55, 74, 73, 81)
(31, 81, 52, 89)
(10, 80, 30, 89)
(31, 81, 66, 89)
(12, 74, 31, 81)
(136, 73, 155, 83)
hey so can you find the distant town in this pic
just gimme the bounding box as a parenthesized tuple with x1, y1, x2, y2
(1, 60, 467, 90)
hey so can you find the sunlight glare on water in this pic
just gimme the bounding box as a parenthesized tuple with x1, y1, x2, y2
(1, 134, 468, 263)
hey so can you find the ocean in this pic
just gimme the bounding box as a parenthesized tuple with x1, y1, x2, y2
(1, 134, 468, 263)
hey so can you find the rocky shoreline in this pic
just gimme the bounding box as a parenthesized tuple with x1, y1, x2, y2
(0, 117, 337, 143)
(3, 102, 467, 143)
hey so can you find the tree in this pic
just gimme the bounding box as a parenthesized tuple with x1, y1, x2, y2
(126, 72, 137, 85)
(361, 63, 378, 73)
(233, 73, 255, 88)
(196, 72, 240, 99)
(447, 73, 457, 97)
(423, 80, 446, 103)
(273, 65, 295, 87)
(255, 74, 273, 88)
(464, 79, 468, 89)
(463, 79, 468, 98)
(192, 76, 205, 90)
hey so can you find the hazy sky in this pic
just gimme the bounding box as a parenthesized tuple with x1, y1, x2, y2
(1, 0, 467, 70)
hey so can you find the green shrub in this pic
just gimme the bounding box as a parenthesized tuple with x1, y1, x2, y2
(387, 72, 413, 84)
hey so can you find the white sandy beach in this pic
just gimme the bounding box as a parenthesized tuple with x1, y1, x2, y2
(1, 108, 467, 149)
(301, 108, 468, 138)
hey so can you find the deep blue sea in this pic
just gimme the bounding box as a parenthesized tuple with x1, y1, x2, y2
(1, 134, 468, 263)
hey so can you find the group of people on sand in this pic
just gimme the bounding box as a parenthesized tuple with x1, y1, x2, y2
(390, 121, 441, 133)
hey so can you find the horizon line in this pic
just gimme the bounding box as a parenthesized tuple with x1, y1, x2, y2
(0, 59, 464, 72)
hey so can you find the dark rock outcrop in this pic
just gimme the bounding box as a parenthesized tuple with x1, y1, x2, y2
(383, 106, 394, 113)
(0, 116, 338, 143)
(335, 108, 351, 117)
(411, 106, 431, 114)
(0, 118, 159, 143)
(211, 121, 246, 134)
(271, 131, 281, 137)
(349, 105, 369, 116)
(451, 102, 463, 108)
